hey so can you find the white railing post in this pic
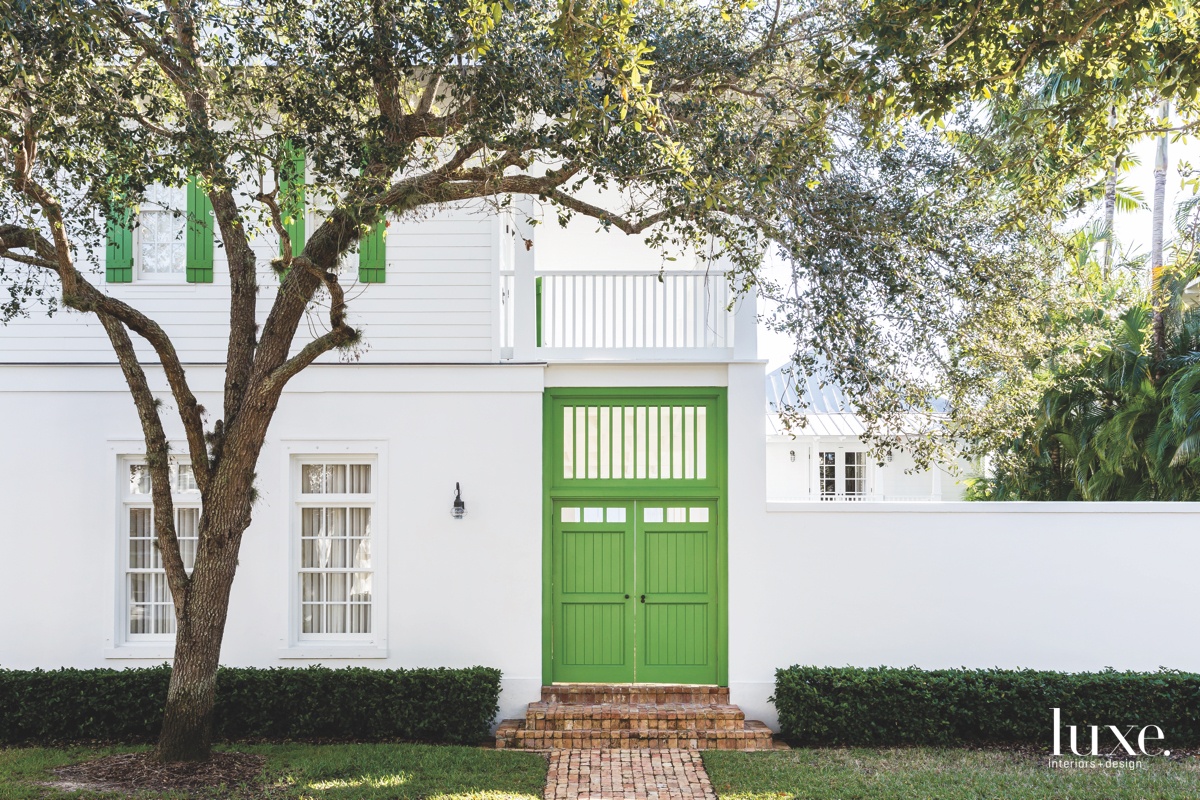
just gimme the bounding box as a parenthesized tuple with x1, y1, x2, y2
(732, 279, 757, 360)
(512, 199, 538, 361)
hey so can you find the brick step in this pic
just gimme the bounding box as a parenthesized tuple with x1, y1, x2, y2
(495, 718, 772, 751)
(524, 701, 745, 731)
(540, 684, 730, 705)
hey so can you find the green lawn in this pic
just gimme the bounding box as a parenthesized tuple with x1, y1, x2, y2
(703, 748, 1200, 800)
(0, 743, 547, 800)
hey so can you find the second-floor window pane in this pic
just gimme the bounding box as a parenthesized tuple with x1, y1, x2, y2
(140, 184, 186, 275)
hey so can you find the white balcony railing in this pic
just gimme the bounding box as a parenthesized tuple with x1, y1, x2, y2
(500, 268, 747, 360)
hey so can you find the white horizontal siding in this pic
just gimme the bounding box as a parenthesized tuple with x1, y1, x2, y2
(0, 201, 500, 364)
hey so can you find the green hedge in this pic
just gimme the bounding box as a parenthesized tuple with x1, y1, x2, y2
(773, 666, 1200, 747)
(0, 665, 500, 745)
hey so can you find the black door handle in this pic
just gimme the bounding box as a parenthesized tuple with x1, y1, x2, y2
(625, 594, 630, 599)
(640, 594, 646, 603)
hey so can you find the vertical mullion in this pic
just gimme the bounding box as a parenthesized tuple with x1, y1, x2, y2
(609, 407, 619, 482)
(668, 405, 675, 480)
(634, 405, 642, 481)
(657, 406, 663, 482)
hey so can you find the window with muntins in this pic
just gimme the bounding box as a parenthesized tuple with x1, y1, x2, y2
(138, 184, 188, 279)
(844, 451, 866, 497)
(561, 403, 709, 481)
(296, 461, 374, 639)
(122, 460, 199, 639)
(818, 450, 866, 500)
(818, 451, 837, 498)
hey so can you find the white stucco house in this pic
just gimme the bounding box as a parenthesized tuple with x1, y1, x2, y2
(0, 183, 773, 725)
(3, 177, 1200, 737)
(764, 365, 969, 502)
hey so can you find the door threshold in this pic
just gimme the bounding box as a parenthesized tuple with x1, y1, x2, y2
(548, 682, 722, 687)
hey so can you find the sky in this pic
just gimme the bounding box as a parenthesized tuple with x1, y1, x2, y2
(757, 134, 1200, 372)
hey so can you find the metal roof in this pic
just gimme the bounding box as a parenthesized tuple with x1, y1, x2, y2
(765, 364, 947, 438)
(766, 363, 852, 415)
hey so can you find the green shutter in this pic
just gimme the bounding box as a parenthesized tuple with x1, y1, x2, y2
(279, 143, 306, 256)
(358, 220, 386, 283)
(186, 176, 214, 283)
(105, 208, 134, 283)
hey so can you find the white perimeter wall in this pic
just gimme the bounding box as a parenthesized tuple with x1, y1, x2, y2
(727, 362, 1200, 730)
(3, 359, 1200, 732)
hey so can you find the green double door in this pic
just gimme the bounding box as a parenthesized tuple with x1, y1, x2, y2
(551, 499, 719, 684)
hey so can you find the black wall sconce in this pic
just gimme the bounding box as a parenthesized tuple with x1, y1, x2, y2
(452, 482, 467, 519)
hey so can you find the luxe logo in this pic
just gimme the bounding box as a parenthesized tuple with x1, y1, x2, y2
(1051, 708, 1169, 757)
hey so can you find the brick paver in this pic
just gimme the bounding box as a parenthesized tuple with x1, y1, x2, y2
(545, 749, 717, 800)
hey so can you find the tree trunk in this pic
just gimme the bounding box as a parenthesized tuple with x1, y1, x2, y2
(1151, 98, 1169, 360)
(155, 494, 251, 762)
(1102, 105, 1118, 279)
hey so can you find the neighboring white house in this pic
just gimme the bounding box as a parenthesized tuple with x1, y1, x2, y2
(3, 176, 1200, 734)
(764, 365, 969, 502)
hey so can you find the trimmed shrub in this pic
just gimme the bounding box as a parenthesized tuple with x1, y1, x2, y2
(773, 666, 1200, 747)
(0, 665, 500, 745)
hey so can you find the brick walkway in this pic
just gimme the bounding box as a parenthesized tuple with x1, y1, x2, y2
(545, 749, 717, 800)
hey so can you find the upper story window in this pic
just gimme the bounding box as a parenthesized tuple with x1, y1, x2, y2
(295, 460, 376, 640)
(137, 185, 188, 280)
(105, 179, 213, 284)
(122, 459, 199, 640)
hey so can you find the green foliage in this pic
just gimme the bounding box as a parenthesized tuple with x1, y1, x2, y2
(0, 0, 1086, 461)
(0, 665, 501, 746)
(977, 260, 1200, 499)
(763, 118, 1078, 467)
(773, 666, 1200, 747)
(855, 0, 1200, 225)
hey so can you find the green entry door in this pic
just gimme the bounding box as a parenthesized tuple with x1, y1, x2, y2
(551, 500, 718, 684)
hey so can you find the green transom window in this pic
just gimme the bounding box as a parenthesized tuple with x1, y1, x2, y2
(549, 391, 722, 489)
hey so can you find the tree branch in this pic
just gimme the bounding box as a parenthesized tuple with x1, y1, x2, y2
(99, 0, 260, 436)
(98, 312, 192, 608)
(10, 167, 212, 493)
(255, 184, 293, 269)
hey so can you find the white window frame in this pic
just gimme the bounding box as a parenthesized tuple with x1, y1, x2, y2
(282, 442, 388, 659)
(813, 444, 872, 501)
(113, 454, 200, 652)
(134, 183, 189, 284)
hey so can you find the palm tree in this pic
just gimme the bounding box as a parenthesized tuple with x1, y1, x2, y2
(1151, 99, 1171, 358)
(976, 195, 1200, 501)
(1103, 105, 1119, 277)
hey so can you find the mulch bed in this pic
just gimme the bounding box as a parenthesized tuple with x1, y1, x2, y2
(52, 751, 266, 792)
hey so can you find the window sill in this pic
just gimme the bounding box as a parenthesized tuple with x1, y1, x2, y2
(104, 646, 174, 660)
(277, 646, 389, 660)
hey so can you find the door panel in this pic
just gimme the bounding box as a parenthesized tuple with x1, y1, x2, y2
(636, 502, 718, 683)
(551, 499, 718, 684)
(552, 502, 635, 682)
